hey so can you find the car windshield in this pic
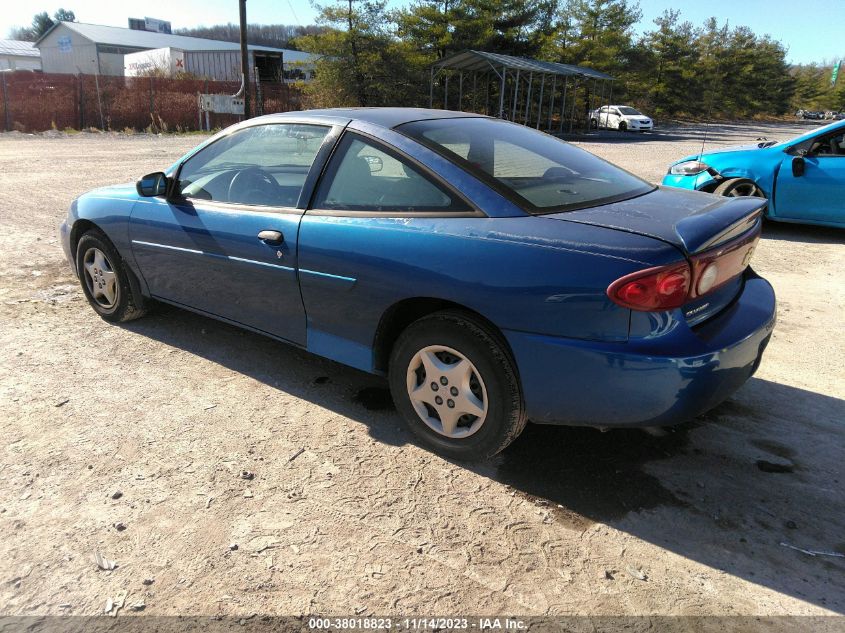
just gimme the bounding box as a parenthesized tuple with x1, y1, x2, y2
(618, 107, 642, 116)
(398, 117, 654, 213)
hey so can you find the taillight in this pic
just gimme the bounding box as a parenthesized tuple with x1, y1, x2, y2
(688, 233, 758, 299)
(607, 224, 761, 312)
(607, 263, 691, 311)
(696, 262, 719, 295)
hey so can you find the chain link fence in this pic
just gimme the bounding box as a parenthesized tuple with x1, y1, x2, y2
(0, 71, 302, 133)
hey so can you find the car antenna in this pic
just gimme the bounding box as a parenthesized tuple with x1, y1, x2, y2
(698, 21, 727, 163)
(697, 69, 720, 163)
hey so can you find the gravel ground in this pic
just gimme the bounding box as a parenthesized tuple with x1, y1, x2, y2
(0, 122, 843, 623)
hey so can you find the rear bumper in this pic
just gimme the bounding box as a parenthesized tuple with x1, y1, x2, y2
(504, 272, 776, 427)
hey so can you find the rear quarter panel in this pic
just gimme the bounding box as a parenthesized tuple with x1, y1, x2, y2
(297, 214, 685, 373)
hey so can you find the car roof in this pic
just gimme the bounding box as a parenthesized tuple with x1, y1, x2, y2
(251, 107, 487, 130)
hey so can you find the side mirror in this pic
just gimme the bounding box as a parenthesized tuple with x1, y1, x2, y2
(791, 156, 805, 178)
(136, 172, 168, 197)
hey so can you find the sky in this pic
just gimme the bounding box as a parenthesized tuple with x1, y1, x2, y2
(2, 0, 843, 65)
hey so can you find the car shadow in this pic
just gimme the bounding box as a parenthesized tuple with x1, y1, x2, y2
(559, 129, 696, 143)
(121, 305, 845, 612)
(762, 220, 844, 245)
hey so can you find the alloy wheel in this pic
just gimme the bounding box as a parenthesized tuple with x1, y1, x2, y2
(726, 181, 763, 197)
(82, 247, 118, 309)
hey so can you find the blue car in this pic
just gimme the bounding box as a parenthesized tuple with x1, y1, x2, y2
(663, 120, 845, 228)
(60, 108, 776, 459)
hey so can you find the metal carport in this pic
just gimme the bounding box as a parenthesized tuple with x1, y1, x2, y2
(429, 50, 614, 134)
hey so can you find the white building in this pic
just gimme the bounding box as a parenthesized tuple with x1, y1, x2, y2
(0, 40, 42, 71)
(34, 22, 314, 82)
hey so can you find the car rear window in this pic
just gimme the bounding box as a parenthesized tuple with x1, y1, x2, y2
(398, 118, 653, 213)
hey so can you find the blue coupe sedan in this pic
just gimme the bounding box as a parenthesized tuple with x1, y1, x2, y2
(60, 108, 776, 459)
(662, 120, 845, 228)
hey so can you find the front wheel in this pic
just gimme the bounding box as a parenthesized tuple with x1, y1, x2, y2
(389, 311, 527, 460)
(618, 121, 627, 132)
(76, 229, 148, 322)
(714, 178, 764, 198)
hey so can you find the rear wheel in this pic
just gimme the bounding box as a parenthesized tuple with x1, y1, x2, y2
(618, 121, 627, 132)
(714, 178, 764, 198)
(76, 229, 148, 322)
(388, 311, 527, 460)
(590, 119, 598, 129)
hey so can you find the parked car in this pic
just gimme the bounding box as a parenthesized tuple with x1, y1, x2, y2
(589, 105, 653, 131)
(662, 119, 845, 228)
(60, 108, 775, 459)
(796, 110, 826, 120)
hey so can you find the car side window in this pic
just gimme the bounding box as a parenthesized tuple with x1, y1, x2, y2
(312, 133, 471, 213)
(177, 123, 330, 207)
(810, 131, 845, 157)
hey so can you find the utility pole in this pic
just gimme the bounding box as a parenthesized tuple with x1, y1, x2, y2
(239, 0, 251, 119)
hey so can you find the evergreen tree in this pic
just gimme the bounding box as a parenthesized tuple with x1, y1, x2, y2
(296, 0, 426, 108)
(639, 10, 699, 116)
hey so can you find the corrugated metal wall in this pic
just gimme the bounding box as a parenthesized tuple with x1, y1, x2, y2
(0, 55, 41, 71)
(38, 24, 99, 75)
(185, 51, 256, 82)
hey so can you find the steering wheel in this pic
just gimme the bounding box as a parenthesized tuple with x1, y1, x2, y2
(227, 167, 278, 205)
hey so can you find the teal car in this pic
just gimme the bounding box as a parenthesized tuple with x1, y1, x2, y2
(663, 120, 845, 228)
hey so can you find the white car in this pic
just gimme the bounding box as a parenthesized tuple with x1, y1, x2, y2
(590, 105, 653, 132)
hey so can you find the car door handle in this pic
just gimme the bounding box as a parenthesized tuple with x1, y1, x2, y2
(257, 230, 284, 246)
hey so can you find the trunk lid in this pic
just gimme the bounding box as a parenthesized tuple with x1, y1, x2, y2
(546, 186, 765, 255)
(548, 187, 764, 326)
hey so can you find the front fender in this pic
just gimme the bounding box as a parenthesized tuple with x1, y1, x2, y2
(68, 186, 148, 295)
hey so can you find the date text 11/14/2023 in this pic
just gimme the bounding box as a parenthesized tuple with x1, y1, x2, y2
(307, 617, 528, 630)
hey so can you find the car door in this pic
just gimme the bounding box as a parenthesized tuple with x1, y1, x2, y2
(296, 128, 479, 371)
(129, 122, 336, 345)
(609, 108, 622, 129)
(774, 128, 845, 224)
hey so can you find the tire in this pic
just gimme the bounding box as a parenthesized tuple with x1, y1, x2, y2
(590, 118, 598, 129)
(713, 178, 764, 198)
(388, 310, 527, 460)
(76, 229, 148, 323)
(618, 121, 627, 132)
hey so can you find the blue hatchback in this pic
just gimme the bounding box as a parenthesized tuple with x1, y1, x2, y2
(662, 120, 845, 228)
(60, 108, 776, 459)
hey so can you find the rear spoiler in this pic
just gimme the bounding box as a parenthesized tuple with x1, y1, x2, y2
(675, 197, 767, 253)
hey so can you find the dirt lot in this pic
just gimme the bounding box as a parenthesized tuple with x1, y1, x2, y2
(0, 122, 843, 623)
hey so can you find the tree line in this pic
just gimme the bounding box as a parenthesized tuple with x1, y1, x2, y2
(293, 0, 842, 118)
(173, 24, 327, 50)
(791, 63, 845, 113)
(7, 2, 843, 118)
